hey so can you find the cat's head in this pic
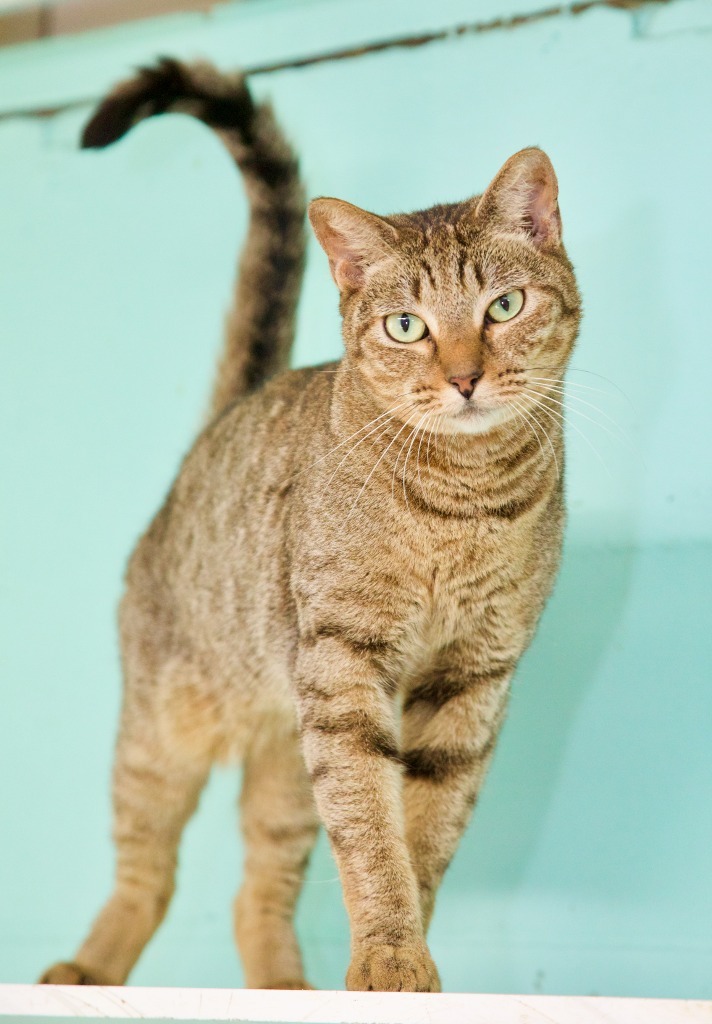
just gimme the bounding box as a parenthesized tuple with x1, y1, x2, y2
(309, 147, 580, 436)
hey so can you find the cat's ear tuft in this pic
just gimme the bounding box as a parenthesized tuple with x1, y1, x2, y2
(308, 198, 398, 291)
(476, 147, 562, 249)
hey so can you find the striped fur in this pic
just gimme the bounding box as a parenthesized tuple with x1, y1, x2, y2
(40, 114, 580, 992)
(82, 58, 305, 413)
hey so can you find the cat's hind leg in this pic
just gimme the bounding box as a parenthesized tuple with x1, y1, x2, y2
(234, 718, 319, 989)
(40, 657, 212, 986)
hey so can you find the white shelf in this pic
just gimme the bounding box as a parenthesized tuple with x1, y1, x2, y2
(0, 985, 711, 1023)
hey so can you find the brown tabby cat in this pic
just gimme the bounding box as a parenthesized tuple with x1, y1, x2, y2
(40, 59, 580, 993)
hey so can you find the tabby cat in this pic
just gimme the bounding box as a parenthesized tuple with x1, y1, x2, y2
(40, 59, 580, 993)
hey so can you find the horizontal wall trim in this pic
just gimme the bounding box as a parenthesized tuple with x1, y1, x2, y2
(0, 0, 232, 48)
(0, 0, 676, 122)
(1, 984, 711, 1022)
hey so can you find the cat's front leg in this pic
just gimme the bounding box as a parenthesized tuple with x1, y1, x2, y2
(295, 634, 440, 993)
(402, 658, 513, 930)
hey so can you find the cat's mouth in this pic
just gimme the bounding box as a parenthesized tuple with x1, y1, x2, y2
(445, 398, 510, 435)
(453, 397, 496, 419)
(457, 401, 486, 416)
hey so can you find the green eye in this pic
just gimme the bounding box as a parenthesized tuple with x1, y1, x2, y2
(486, 289, 524, 323)
(384, 312, 429, 343)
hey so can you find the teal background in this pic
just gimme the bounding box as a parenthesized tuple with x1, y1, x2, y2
(1, 0, 711, 1000)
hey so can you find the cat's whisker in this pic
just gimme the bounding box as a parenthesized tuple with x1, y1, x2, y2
(526, 381, 644, 465)
(526, 376, 616, 401)
(523, 404, 562, 482)
(438, 416, 454, 464)
(294, 410, 398, 479)
(346, 408, 421, 523)
(402, 410, 432, 514)
(528, 376, 626, 415)
(527, 375, 640, 429)
(509, 404, 537, 466)
(527, 365, 638, 413)
(415, 410, 435, 498)
(508, 398, 546, 465)
(425, 413, 439, 472)
(525, 385, 641, 465)
(508, 370, 628, 410)
(292, 393, 414, 479)
(508, 397, 559, 479)
(432, 412, 447, 463)
(323, 403, 424, 507)
(324, 413, 399, 491)
(323, 398, 418, 489)
(523, 389, 613, 482)
(311, 363, 371, 374)
(392, 418, 420, 507)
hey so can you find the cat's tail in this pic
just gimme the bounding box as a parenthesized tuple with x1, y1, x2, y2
(82, 58, 306, 416)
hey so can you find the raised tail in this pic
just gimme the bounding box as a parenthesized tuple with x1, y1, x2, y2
(82, 58, 306, 417)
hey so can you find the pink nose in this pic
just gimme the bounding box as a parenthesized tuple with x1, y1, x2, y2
(449, 370, 483, 401)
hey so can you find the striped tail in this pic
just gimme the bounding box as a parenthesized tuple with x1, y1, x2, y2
(82, 58, 306, 416)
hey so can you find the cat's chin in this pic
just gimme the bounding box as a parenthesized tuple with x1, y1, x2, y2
(442, 404, 511, 436)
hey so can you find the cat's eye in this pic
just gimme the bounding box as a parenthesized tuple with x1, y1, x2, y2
(384, 312, 429, 343)
(486, 289, 525, 324)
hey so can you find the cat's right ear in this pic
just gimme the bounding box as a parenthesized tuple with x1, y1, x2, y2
(308, 198, 398, 292)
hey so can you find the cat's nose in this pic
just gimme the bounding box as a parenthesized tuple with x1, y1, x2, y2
(449, 369, 483, 401)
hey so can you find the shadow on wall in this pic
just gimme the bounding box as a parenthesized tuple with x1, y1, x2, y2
(471, 542, 638, 891)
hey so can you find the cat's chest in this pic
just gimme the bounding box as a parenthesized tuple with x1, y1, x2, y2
(396, 503, 559, 656)
(410, 503, 533, 583)
(435, 521, 511, 595)
(292, 475, 561, 667)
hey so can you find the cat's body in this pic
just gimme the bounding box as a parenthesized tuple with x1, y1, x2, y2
(125, 355, 563, 765)
(41, 60, 579, 993)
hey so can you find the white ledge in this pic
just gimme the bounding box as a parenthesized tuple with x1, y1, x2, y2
(0, 984, 711, 1022)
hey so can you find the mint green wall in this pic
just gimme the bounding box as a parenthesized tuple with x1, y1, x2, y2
(1, 0, 711, 1000)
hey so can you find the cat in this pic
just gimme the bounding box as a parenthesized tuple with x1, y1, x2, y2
(40, 58, 580, 993)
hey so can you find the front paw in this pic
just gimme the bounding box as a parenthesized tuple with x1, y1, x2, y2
(39, 961, 106, 985)
(346, 942, 441, 992)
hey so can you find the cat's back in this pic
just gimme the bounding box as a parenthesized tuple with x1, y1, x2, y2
(121, 363, 334, 669)
(183, 362, 333, 503)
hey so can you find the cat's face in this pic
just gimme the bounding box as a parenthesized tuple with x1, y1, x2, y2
(310, 148, 581, 437)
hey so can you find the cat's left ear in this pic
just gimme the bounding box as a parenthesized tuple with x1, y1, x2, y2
(474, 147, 562, 249)
(309, 197, 398, 292)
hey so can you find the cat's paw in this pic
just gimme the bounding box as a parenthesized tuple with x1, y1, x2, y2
(270, 978, 316, 990)
(39, 961, 106, 985)
(346, 942, 441, 992)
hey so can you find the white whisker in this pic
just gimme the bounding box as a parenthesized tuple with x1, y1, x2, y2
(524, 389, 613, 481)
(509, 398, 546, 463)
(293, 393, 413, 479)
(392, 419, 419, 506)
(402, 410, 432, 514)
(527, 365, 637, 412)
(425, 413, 439, 471)
(509, 397, 559, 479)
(415, 410, 435, 497)
(324, 398, 417, 489)
(527, 376, 615, 400)
(346, 408, 421, 522)
(527, 381, 644, 465)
